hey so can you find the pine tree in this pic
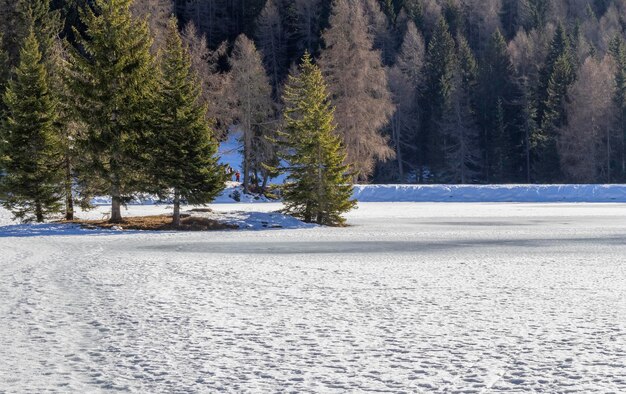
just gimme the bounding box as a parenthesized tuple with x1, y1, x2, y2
(534, 53, 575, 181)
(0, 29, 63, 222)
(0, 32, 9, 116)
(532, 24, 576, 182)
(477, 29, 522, 182)
(441, 69, 480, 184)
(610, 35, 626, 180)
(441, 35, 480, 184)
(152, 18, 226, 226)
(68, 0, 158, 223)
(255, 0, 287, 100)
(422, 17, 456, 179)
(280, 52, 356, 226)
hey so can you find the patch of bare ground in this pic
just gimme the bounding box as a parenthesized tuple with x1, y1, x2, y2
(64, 215, 237, 231)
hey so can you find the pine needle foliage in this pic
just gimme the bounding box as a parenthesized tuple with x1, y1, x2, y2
(152, 18, 226, 226)
(280, 52, 356, 226)
(68, 0, 157, 222)
(1, 29, 63, 222)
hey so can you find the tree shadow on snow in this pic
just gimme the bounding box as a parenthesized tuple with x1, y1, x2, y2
(0, 223, 131, 238)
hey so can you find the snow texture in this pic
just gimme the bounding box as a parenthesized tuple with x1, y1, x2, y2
(1, 202, 626, 392)
(353, 184, 626, 202)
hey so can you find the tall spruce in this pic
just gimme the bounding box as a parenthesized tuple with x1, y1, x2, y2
(280, 52, 356, 226)
(534, 24, 576, 182)
(0, 33, 9, 118)
(422, 17, 456, 180)
(442, 36, 480, 184)
(1, 30, 63, 222)
(152, 18, 226, 226)
(610, 35, 626, 179)
(68, 0, 157, 223)
(478, 29, 522, 182)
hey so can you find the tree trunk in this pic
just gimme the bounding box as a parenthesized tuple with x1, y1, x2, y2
(35, 201, 44, 223)
(110, 181, 123, 223)
(173, 190, 181, 227)
(64, 155, 74, 221)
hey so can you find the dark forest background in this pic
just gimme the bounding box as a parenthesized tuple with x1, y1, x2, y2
(3, 0, 626, 184)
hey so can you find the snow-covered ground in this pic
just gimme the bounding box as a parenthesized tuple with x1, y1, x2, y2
(1, 202, 626, 392)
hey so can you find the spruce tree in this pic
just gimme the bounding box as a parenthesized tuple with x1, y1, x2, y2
(422, 17, 456, 179)
(610, 35, 626, 180)
(280, 52, 356, 226)
(477, 29, 522, 182)
(0, 32, 9, 116)
(0, 29, 63, 222)
(533, 24, 576, 182)
(68, 0, 157, 223)
(153, 18, 226, 226)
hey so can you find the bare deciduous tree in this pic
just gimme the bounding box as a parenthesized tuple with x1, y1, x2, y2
(319, 0, 395, 181)
(559, 56, 616, 183)
(229, 34, 274, 192)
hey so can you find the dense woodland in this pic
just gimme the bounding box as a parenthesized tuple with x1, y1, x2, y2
(2, 0, 626, 203)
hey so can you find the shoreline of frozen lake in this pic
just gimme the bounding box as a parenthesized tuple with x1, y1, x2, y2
(1, 203, 625, 392)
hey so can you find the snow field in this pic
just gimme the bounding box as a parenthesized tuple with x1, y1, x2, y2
(1, 203, 626, 392)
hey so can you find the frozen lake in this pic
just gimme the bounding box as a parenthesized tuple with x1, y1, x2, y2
(1, 203, 626, 392)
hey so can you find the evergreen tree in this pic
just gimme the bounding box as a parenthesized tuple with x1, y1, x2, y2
(152, 18, 226, 226)
(422, 17, 456, 179)
(441, 69, 480, 184)
(68, 0, 157, 223)
(0, 33, 9, 116)
(533, 24, 576, 182)
(255, 0, 288, 100)
(477, 29, 522, 182)
(610, 35, 626, 179)
(441, 35, 480, 184)
(0, 30, 63, 222)
(535, 53, 575, 181)
(280, 52, 356, 226)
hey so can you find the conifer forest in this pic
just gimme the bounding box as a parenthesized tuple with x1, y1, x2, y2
(2, 0, 626, 222)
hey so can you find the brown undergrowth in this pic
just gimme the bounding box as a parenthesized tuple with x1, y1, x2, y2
(64, 215, 237, 231)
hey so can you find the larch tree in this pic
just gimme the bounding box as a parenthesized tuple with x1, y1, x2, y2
(152, 18, 225, 226)
(559, 56, 615, 183)
(1, 29, 63, 222)
(280, 52, 356, 226)
(319, 0, 395, 181)
(388, 20, 425, 181)
(229, 34, 274, 193)
(131, 0, 174, 53)
(68, 0, 158, 223)
(180, 22, 232, 138)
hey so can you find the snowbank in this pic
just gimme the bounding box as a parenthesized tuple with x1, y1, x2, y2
(352, 184, 626, 203)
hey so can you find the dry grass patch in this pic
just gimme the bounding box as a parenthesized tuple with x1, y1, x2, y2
(65, 215, 237, 231)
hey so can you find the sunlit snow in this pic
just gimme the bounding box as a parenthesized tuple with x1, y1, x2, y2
(1, 202, 625, 392)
